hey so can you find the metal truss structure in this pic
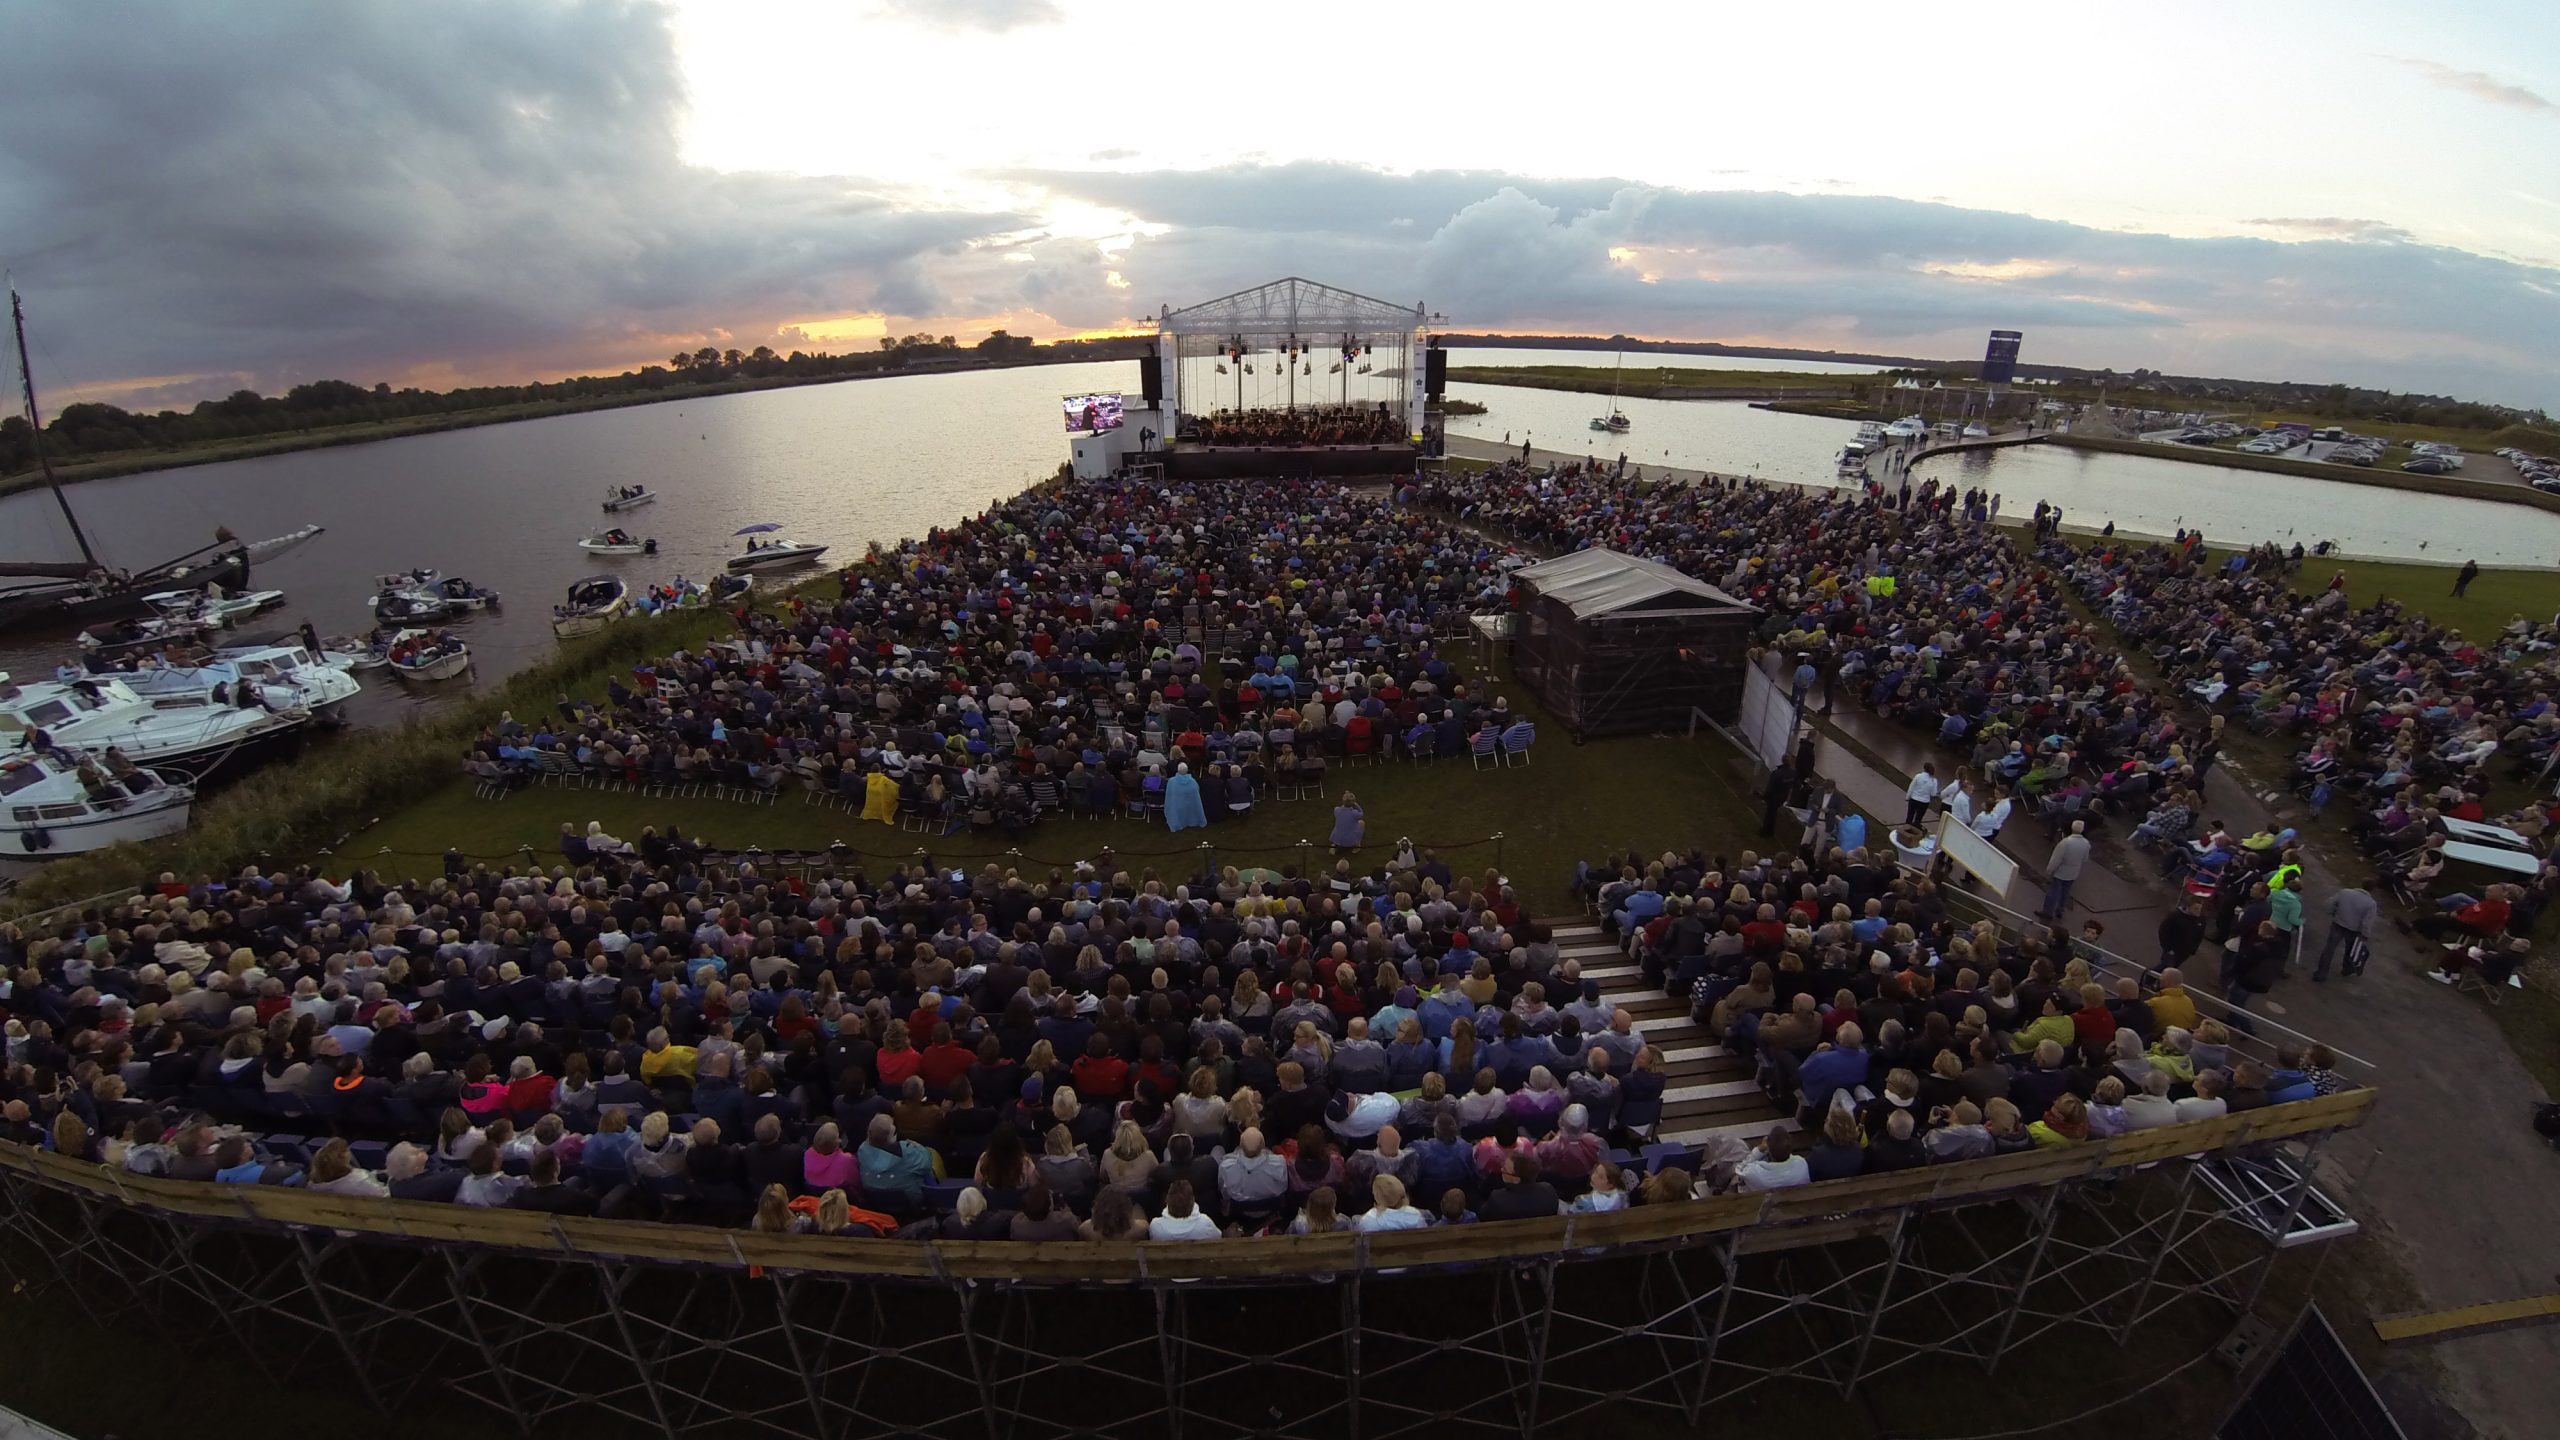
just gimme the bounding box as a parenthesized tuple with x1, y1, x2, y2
(0, 1094, 2369, 1440)
(1154, 277, 1431, 433)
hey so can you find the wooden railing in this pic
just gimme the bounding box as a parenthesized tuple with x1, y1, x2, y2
(0, 1089, 2375, 1287)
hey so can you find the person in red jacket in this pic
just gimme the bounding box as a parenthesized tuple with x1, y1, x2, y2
(2069, 983, 2117, 1051)
(915, 1023, 975, 1093)
(2411, 886, 2512, 944)
(1069, 1032, 1130, 1102)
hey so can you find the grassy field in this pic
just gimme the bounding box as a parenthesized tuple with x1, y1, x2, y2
(2278, 555, 2560, 640)
(1450, 365, 1865, 399)
(347, 674, 1767, 918)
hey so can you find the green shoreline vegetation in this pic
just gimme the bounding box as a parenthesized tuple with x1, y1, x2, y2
(1451, 364, 1864, 398)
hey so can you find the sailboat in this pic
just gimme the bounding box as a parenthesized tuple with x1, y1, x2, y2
(0, 288, 308, 634)
(1589, 350, 1632, 433)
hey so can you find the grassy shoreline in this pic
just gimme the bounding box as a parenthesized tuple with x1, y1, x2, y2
(1451, 364, 1862, 400)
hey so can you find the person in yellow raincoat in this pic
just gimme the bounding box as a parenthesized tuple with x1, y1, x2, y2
(862, 769, 900, 824)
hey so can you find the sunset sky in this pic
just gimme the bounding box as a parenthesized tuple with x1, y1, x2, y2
(7, 0, 2560, 409)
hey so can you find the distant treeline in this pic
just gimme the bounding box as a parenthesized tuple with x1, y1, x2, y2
(0, 330, 1154, 475)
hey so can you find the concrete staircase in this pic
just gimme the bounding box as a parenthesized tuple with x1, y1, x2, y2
(1544, 917, 1795, 1149)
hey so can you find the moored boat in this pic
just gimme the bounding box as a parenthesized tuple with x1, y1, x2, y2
(579, 529, 655, 555)
(384, 629, 471, 682)
(0, 669, 309, 777)
(551, 576, 629, 638)
(101, 643, 362, 717)
(726, 523, 826, 572)
(0, 749, 194, 857)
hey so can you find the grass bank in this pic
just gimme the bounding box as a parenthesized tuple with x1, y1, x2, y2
(1451, 365, 1863, 400)
(343, 657, 1764, 918)
(2, 609, 738, 913)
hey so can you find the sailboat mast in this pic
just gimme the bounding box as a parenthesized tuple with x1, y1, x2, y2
(10, 288, 99, 569)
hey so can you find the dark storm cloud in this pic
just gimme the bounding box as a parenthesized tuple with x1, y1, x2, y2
(1001, 162, 2560, 405)
(0, 0, 1024, 400)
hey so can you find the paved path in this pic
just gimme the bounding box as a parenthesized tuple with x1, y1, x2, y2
(1793, 687, 2558, 1438)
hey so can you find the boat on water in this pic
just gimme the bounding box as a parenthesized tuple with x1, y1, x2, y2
(90, 642, 362, 718)
(726, 523, 827, 573)
(551, 576, 629, 638)
(1842, 421, 1886, 458)
(320, 634, 390, 671)
(383, 629, 471, 682)
(579, 529, 656, 556)
(1588, 350, 1632, 433)
(144, 586, 285, 629)
(0, 749, 194, 858)
(602, 484, 656, 512)
(1882, 414, 1929, 441)
(0, 289, 320, 634)
(0, 670, 309, 777)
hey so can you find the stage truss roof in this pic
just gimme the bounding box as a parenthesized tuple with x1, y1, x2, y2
(1159, 277, 1427, 341)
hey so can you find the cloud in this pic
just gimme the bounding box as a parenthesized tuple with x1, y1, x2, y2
(2396, 59, 2558, 116)
(1, 0, 1025, 402)
(881, 0, 1062, 33)
(2244, 217, 2417, 243)
(1001, 162, 2560, 406)
(1087, 148, 1138, 162)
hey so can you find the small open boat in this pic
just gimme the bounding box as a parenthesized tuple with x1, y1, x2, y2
(431, 575, 501, 611)
(726, 523, 826, 573)
(383, 629, 471, 682)
(579, 529, 656, 556)
(602, 484, 656, 512)
(320, 635, 390, 671)
(551, 575, 629, 638)
(145, 587, 285, 628)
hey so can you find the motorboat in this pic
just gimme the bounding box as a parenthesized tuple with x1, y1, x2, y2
(707, 573, 754, 605)
(579, 530, 655, 555)
(144, 586, 284, 629)
(726, 523, 827, 573)
(431, 575, 501, 611)
(602, 484, 657, 512)
(103, 643, 362, 718)
(75, 609, 215, 661)
(371, 584, 457, 624)
(1841, 422, 1886, 458)
(319, 634, 390, 671)
(383, 629, 471, 682)
(0, 749, 194, 858)
(0, 670, 309, 777)
(551, 575, 629, 638)
(1882, 415, 1929, 441)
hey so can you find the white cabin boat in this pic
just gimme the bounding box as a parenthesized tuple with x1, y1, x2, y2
(1882, 415, 1929, 441)
(551, 576, 629, 638)
(0, 750, 193, 857)
(0, 670, 308, 776)
(726, 538, 829, 573)
(107, 644, 361, 716)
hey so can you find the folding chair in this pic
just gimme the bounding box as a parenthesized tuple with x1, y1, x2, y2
(1469, 729, 1499, 770)
(1500, 721, 1536, 767)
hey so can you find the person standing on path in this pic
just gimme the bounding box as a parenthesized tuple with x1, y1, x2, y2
(2268, 873, 2305, 972)
(2315, 883, 2375, 981)
(1905, 763, 1941, 827)
(1761, 759, 1796, 838)
(2042, 820, 2090, 920)
(2454, 559, 2480, 598)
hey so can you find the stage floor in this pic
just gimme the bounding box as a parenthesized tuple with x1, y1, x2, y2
(1157, 442, 1422, 479)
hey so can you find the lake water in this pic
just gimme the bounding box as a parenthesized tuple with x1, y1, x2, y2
(5, 353, 2548, 723)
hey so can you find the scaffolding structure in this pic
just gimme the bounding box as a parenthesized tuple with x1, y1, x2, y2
(0, 1090, 2370, 1440)
(1156, 278, 1431, 440)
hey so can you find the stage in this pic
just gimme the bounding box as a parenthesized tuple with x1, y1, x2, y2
(1156, 441, 1421, 479)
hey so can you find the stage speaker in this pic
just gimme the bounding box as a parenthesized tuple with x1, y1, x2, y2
(1424, 347, 1447, 397)
(1140, 347, 1164, 408)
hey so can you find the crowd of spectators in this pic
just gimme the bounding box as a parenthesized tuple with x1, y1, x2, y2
(1180, 405, 1405, 448)
(1578, 841, 2354, 1182)
(465, 472, 1519, 833)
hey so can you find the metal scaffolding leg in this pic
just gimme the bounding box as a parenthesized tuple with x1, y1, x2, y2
(1843, 1211, 1912, 1394)
(1984, 1186, 2067, 1372)
(2117, 1159, 2204, 1343)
